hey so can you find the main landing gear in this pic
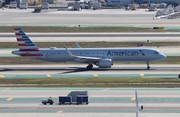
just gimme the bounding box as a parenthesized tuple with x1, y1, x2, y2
(147, 62, 150, 70)
(86, 64, 93, 70)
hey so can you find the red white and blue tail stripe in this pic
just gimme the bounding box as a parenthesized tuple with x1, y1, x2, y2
(14, 28, 38, 51)
(14, 28, 42, 57)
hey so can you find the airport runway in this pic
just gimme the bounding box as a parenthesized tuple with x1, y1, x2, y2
(1, 9, 180, 28)
(0, 88, 180, 117)
(0, 64, 179, 78)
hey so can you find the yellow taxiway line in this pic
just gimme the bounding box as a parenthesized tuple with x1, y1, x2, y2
(140, 73, 144, 77)
(131, 97, 135, 100)
(0, 74, 4, 78)
(94, 74, 98, 77)
(7, 97, 12, 101)
(57, 110, 63, 113)
(46, 74, 51, 77)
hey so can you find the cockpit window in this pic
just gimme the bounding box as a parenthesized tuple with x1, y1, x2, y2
(155, 51, 159, 54)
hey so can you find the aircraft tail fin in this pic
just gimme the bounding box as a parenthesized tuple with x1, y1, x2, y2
(135, 90, 139, 117)
(14, 28, 38, 51)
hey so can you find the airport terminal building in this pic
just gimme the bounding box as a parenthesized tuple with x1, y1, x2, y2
(135, 0, 180, 4)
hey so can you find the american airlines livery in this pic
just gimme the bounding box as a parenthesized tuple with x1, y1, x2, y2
(12, 28, 166, 70)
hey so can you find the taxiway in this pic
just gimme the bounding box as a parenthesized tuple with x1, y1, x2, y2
(0, 88, 180, 117)
(0, 9, 180, 28)
(0, 65, 179, 78)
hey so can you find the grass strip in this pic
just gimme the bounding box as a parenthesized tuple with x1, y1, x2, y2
(0, 26, 179, 32)
(0, 78, 180, 88)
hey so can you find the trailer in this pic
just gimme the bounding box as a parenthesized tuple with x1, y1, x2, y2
(59, 96, 72, 105)
(68, 91, 88, 103)
(76, 95, 89, 105)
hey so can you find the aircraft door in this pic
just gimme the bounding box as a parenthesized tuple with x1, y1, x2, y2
(146, 50, 151, 61)
(146, 50, 149, 57)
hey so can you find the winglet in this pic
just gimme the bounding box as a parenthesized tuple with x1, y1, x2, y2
(75, 42, 81, 48)
(135, 90, 139, 117)
(66, 48, 75, 57)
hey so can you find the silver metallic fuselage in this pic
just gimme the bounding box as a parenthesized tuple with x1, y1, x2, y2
(12, 47, 166, 63)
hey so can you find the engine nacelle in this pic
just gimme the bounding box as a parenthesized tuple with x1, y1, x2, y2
(98, 59, 112, 68)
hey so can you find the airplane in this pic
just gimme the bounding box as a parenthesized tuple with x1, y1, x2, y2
(12, 28, 166, 70)
(153, 6, 180, 19)
(153, 11, 180, 19)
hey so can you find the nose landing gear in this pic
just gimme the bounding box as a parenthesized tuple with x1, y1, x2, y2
(147, 62, 150, 70)
(86, 64, 93, 70)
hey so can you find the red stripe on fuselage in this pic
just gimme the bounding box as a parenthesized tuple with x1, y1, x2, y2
(20, 54, 43, 56)
(20, 48, 39, 51)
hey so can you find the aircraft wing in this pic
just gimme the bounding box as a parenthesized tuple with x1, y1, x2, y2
(66, 48, 102, 63)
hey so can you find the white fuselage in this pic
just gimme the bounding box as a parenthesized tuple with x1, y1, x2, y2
(12, 47, 166, 63)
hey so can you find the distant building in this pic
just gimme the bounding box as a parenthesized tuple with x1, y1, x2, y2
(135, 0, 180, 4)
(42, 0, 54, 4)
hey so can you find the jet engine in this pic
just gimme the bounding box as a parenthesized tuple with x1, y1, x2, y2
(97, 59, 112, 68)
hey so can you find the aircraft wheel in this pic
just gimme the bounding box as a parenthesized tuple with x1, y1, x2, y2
(147, 62, 150, 70)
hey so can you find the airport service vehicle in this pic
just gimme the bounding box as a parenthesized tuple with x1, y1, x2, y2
(9, 1, 17, 8)
(148, 7, 157, 11)
(19, 2, 28, 9)
(59, 91, 88, 105)
(12, 28, 166, 70)
(80, 3, 90, 9)
(32, 7, 41, 13)
(41, 2, 49, 9)
(42, 99, 54, 105)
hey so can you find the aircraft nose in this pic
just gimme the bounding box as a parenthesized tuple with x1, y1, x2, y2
(160, 53, 166, 60)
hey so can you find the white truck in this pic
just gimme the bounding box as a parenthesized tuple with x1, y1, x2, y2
(19, 2, 28, 9)
(41, 2, 49, 9)
(9, 1, 17, 9)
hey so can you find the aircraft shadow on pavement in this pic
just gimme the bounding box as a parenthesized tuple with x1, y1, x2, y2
(0, 67, 155, 74)
(59, 67, 155, 74)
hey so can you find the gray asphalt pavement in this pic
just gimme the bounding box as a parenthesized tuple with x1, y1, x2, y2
(0, 64, 179, 74)
(1, 88, 180, 117)
(0, 9, 180, 27)
(1, 33, 180, 42)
